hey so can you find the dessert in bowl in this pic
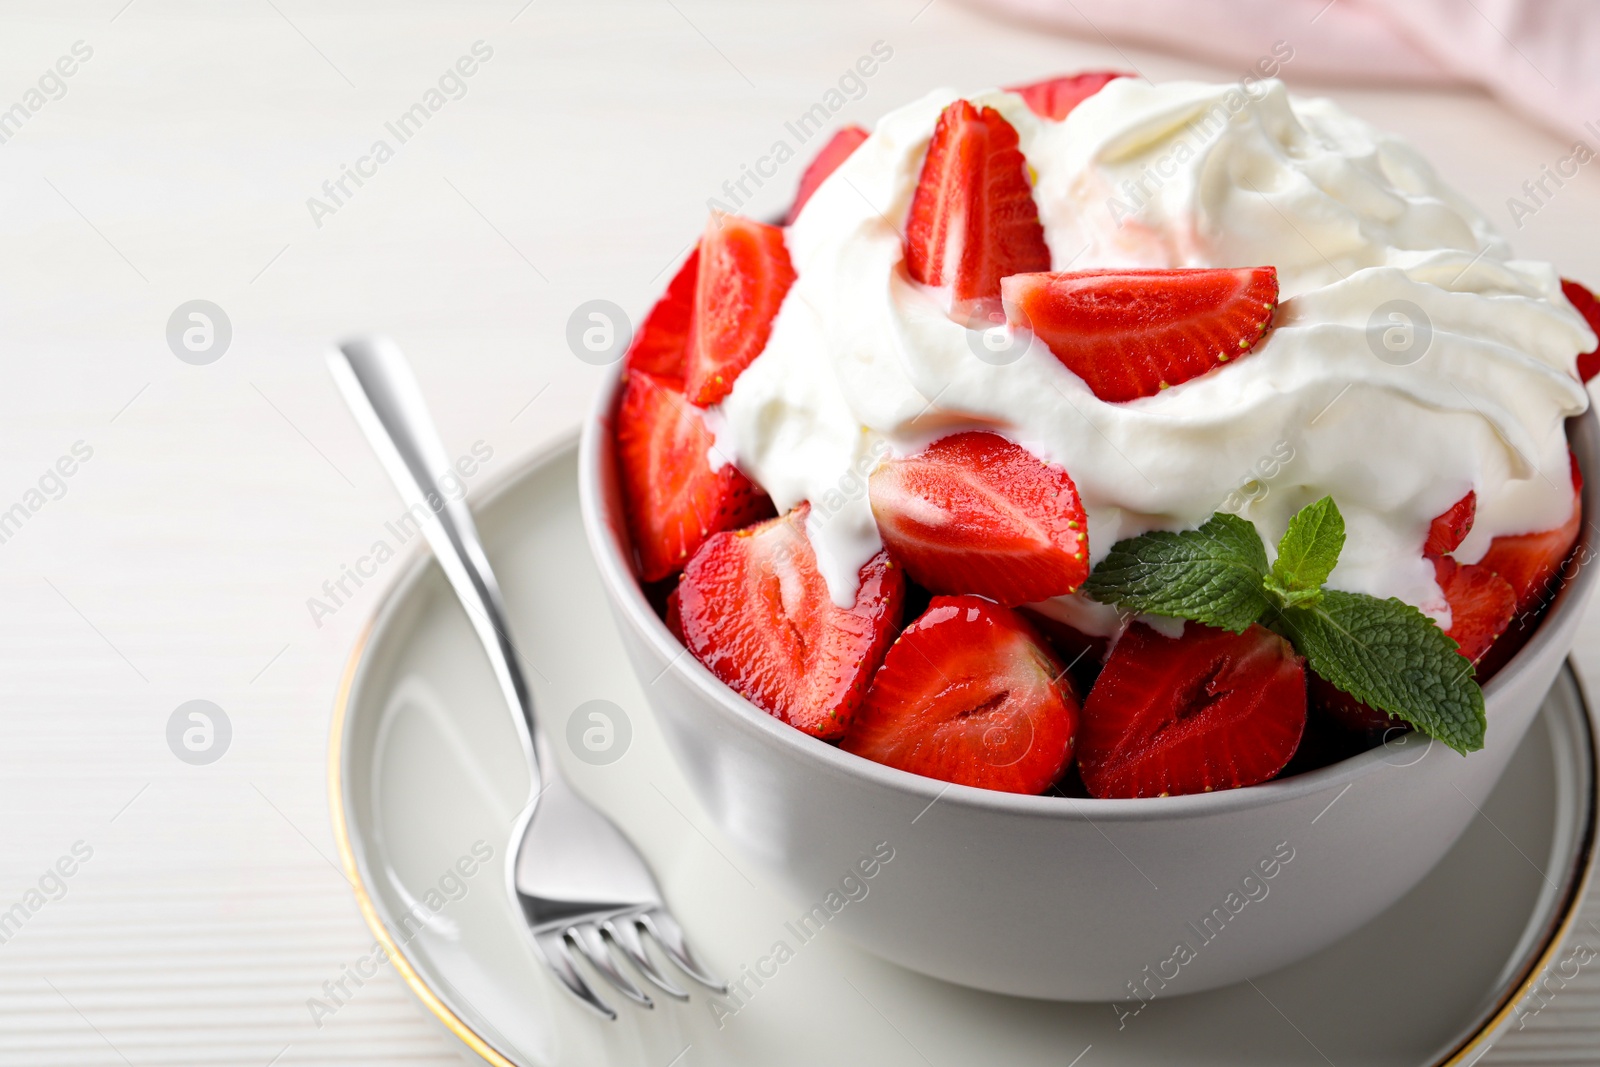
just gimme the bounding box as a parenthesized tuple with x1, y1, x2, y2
(579, 72, 1600, 999)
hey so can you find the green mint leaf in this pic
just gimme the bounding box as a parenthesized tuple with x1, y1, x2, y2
(1082, 513, 1270, 633)
(1268, 496, 1345, 599)
(1272, 590, 1485, 754)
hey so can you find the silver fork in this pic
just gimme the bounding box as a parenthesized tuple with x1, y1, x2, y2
(329, 335, 725, 1020)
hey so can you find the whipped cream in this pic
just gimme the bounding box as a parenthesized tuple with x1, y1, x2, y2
(715, 78, 1593, 632)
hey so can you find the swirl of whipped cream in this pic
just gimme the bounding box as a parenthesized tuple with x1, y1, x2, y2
(714, 78, 1593, 634)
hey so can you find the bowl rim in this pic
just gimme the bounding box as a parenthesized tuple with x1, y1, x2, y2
(579, 358, 1600, 823)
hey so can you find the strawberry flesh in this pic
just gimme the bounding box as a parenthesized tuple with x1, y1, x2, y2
(684, 215, 797, 407)
(1432, 554, 1515, 666)
(1477, 451, 1583, 617)
(1562, 278, 1600, 383)
(842, 596, 1079, 794)
(868, 431, 1089, 606)
(1308, 674, 1401, 737)
(787, 126, 870, 225)
(664, 585, 685, 644)
(1002, 267, 1278, 403)
(1077, 622, 1307, 798)
(1007, 71, 1130, 121)
(1424, 491, 1476, 556)
(904, 100, 1051, 311)
(615, 370, 774, 581)
(625, 246, 699, 382)
(678, 505, 904, 739)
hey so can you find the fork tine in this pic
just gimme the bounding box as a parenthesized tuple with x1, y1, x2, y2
(640, 909, 727, 993)
(533, 929, 617, 1020)
(569, 923, 654, 1008)
(605, 917, 689, 1000)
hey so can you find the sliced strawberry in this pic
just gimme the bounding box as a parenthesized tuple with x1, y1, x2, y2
(786, 126, 870, 225)
(684, 215, 797, 407)
(1307, 674, 1401, 737)
(615, 370, 775, 582)
(1477, 452, 1583, 617)
(624, 246, 700, 381)
(1006, 71, 1130, 121)
(1425, 490, 1476, 556)
(904, 100, 1050, 311)
(664, 585, 685, 644)
(868, 432, 1088, 606)
(1561, 278, 1600, 383)
(1002, 267, 1278, 403)
(1077, 622, 1306, 798)
(1432, 554, 1515, 665)
(678, 505, 904, 739)
(1284, 689, 1385, 774)
(841, 596, 1079, 794)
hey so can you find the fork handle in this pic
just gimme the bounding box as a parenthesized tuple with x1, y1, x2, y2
(329, 335, 542, 790)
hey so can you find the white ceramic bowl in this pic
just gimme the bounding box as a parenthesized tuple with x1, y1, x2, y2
(578, 362, 1599, 1001)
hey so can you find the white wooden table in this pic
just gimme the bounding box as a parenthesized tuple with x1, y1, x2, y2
(1, 1, 1597, 1062)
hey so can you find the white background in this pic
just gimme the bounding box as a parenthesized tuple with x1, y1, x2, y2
(1, 0, 1598, 1063)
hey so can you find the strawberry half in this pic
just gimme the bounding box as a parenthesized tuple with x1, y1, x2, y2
(1477, 452, 1584, 617)
(1432, 554, 1515, 665)
(1425, 490, 1476, 556)
(1002, 267, 1278, 403)
(786, 125, 870, 225)
(904, 100, 1051, 310)
(1562, 278, 1600, 383)
(615, 370, 774, 582)
(841, 596, 1079, 794)
(1006, 71, 1130, 121)
(1077, 622, 1307, 798)
(624, 246, 700, 381)
(677, 505, 904, 739)
(684, 215, 797, 407)
(868, 431, 1089, 606)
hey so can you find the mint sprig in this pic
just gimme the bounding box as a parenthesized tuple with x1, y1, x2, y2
(1079, 512, 1270, 632)
(1267, 495, 1343, 606)
(1083, 496, 1486, 754)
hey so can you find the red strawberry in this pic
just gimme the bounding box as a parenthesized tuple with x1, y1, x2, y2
(1425, 490, 1476, 556)
(1002, 267, 1279, 403)
(664, 585, 685, 644)
(684, 215, 797, 407)
(1077, 622, 1307, 798)
(842, 596, 1079, 794)
(1006, 71, 1130, 121)
(904, 100, 1051, 311)
(1308, 674, 1400, 737)
(868, 431, 1089, 606)
(1477, 452, 1583, 616)
(787, 125, 870, 225)
(1561, 278, 1600, 383)
(624, 246, 700, 381)
(615, 371, 774, 581)
(1432, 554, 1515, 665)
(1285, 686, 1386, 773)
(677, 505, 904, 739)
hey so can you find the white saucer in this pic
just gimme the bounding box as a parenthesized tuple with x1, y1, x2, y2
(330, 437, 1598, 1067)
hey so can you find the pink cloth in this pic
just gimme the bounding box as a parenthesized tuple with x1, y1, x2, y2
(973, 0, 1600, 143)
